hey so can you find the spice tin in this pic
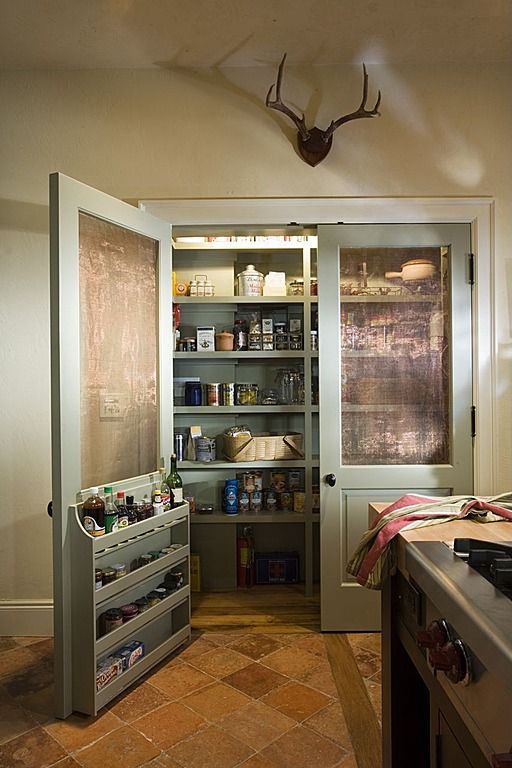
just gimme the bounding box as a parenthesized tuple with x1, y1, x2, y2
(104, 608, 123, 633)
(221, 382, 235, 406)
(207, 383, 221, 406)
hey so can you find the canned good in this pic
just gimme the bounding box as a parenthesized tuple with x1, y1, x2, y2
(264, 489, 278, 511)
(279, 491, 293, 511)
(196, 437, 216, 462)
(221, 383, 235, 406)
(174, 433, 185, 461)
(207, 383, 221, 406)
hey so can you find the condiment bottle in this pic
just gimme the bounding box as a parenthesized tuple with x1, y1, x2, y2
(125, 495, 138, 525)
(103, 486, 118, 534)
(82, 487, 105, 537)
(116, 491, 129, 527)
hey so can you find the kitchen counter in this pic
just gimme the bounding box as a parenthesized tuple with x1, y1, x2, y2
(369, 501, 512, 576)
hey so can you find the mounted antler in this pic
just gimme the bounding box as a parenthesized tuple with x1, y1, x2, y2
(265, 54, 382, 167)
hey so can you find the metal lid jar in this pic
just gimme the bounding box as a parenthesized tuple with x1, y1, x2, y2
(236, 264, 263, 296)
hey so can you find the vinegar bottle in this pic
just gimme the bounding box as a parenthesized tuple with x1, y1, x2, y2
(82, 487, 105, 536)
(166, 454, 183, 506)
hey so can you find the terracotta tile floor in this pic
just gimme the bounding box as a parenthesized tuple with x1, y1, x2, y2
(0, 631, 382, 768)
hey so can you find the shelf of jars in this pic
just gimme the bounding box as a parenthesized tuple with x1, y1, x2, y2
(174, 351, 311, 359)
(190, 511, 308, 524)
(174, 405, 309, 414)
(178, 459, 316, 470)
(173, 296, 309, 304)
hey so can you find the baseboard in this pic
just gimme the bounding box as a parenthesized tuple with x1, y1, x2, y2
(0, 600, 54, 636)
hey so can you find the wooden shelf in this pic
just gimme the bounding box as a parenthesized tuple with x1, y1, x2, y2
(190, 512, 307, 524)
(174, 405, 307, 414)
(174, 350, 307, 359)
(173, 295, 309, 304)
(173, 239, 313, 251)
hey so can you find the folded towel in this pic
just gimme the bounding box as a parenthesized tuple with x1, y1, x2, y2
(346, 493, 512, 589)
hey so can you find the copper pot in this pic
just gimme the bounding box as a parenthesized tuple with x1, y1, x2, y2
(385, 259, 436, 281)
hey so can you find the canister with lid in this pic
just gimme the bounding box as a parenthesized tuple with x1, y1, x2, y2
(236, 264, 264, 296)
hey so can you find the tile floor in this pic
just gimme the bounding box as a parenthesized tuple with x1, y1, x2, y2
(0, 631, 381, 768)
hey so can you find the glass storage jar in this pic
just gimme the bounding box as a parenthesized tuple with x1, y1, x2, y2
(236, 383, 259, 405)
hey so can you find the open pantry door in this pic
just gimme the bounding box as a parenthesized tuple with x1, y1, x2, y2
(49, 174, 172, 717)
(318, 223, 473, 631)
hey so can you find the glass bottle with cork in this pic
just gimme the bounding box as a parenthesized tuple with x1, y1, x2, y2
(166, 454, 183, 507)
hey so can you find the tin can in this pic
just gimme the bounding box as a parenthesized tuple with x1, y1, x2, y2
(174, 433, 185, 461)
(264, 489, 278, 511)
(221, 383, 235, 406)
(207, 383, 221, 406)
(196, 436, 216, 462)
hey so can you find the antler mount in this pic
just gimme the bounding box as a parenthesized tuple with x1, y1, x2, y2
(265, 54, 381, 167)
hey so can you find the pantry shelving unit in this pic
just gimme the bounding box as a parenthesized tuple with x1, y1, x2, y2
(68, 475, 190, 716)
(172, 235, 320, 595)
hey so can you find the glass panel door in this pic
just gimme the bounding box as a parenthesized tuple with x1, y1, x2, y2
(318, 224, 472, 631)
(340, 246, 450, 466)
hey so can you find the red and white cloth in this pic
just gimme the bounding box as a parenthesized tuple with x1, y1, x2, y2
(346, 493, 512, 589)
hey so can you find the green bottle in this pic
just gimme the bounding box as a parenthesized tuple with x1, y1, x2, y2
(103, 486, 118, 534)
(166, 454, 183, 506)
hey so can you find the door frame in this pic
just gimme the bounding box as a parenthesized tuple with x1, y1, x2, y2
(140, 196, 494, 495)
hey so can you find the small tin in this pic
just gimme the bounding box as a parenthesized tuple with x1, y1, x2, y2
(207, 383, 221, 406)
(221, 383, 235, 406)
(196, 436, 216, 462)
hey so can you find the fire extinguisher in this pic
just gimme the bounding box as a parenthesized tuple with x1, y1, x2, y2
(237, 526, 255, 588)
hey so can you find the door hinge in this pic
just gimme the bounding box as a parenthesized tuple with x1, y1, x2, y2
(471, 406, 476, 437)
(468, 253, 475, 285)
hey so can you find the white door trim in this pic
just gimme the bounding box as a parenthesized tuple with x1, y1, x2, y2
(139, 196, 495, 495)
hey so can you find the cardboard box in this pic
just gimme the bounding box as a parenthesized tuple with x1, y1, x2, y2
(196, 326, 215, 351)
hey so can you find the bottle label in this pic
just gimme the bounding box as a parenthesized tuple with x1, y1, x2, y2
(83, 515, 105, 536)
(118, 514, 129, 528)
(105, 514, 118, 534)
(173, 488, 184, 504)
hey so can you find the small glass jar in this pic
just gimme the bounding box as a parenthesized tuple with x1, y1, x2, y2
(139, 553, 153, 568)
(113, 563, 127, 579)
(103, 608, 123, 633)
(95, 568, 103, 590)
(289, 279, 304, 296)
(188, 280, 198, 296)
(121, 603, 139, 622)
(134, 596, 150, 613)
(101, 567, 116, 585)
(236, 383, 259, 405)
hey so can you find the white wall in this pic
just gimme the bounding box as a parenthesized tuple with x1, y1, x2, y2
(1, 64, 511, 628)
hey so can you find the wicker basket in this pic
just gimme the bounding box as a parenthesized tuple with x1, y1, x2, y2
(223, 432, 304, 462)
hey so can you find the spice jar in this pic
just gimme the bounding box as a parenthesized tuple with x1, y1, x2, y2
(101, 567, 116, 585)
(236, 383, 259, 405)
(121, 603, 139, 622)
(103, 608, 123, 634)
(310, 277, 318, 296)
(113, 563, 126, 579)
(134, 597, 150, 613)
(289, 279, 304, 296)
(95, 569, 103, 590)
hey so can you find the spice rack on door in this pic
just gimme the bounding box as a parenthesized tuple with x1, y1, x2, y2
(171, 234, 320, 595)
(67, 475, 190, 716)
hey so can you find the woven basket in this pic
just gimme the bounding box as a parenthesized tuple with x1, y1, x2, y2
(223, 432, 304, 462)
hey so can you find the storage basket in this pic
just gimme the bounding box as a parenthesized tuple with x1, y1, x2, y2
(223, 432, 304, 462)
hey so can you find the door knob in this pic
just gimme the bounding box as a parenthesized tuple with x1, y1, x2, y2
(325, 473, 336, 487)
(47, 501, 53, 518)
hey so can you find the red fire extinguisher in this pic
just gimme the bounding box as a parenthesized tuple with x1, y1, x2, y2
(237, 526, 255, 588)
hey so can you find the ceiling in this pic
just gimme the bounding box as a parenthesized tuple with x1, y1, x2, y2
(1, 0, 511, 69)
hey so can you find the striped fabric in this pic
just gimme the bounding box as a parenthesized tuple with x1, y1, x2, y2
(346, 493, 512, 590)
